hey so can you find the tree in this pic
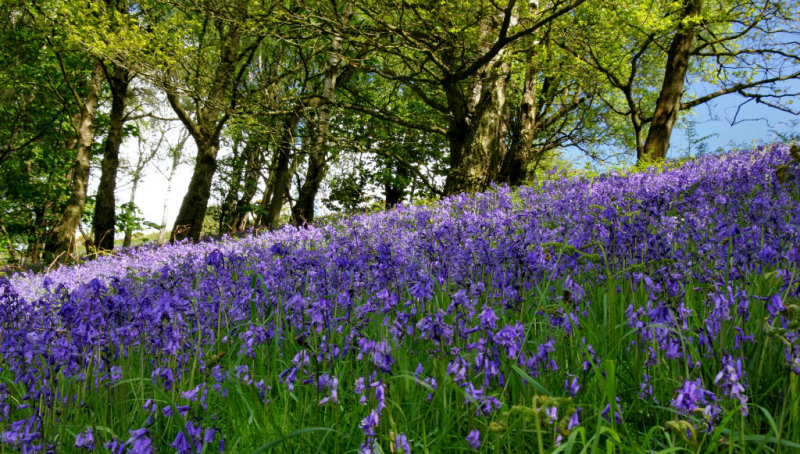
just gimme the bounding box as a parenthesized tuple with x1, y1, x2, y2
(643, 0, 799, 161)
(43, 53, 105, 258)
(164, 0, 263, 241)
(291, 0, 355, 226)
(92, 0, 133, 251)
(0, 3, 76, 265)
(563, 0, 800, 163)
(354, 0, 586, 195)
(72, 0, 269, 241)
(155, 128, 189, 244)
(335, 75, 448, 207)
(14, 0, 110, 259)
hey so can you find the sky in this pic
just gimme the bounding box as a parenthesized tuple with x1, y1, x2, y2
(114, 85, 798, 235)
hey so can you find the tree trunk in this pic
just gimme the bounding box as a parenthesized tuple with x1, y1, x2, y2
(28, 196, 49, 265)
(257, 150, 279, 228)
(443, 70, 510, 194)
(384, 163, 410, 208)
(233, 142, 261, 232)
(219, 138, 245, 235)
(262, 114, 300, 229)
(121, 177, 140, 248)
(443, 13, 511, 195)
(472, 63, 510, 185)
(641, 0, 703, 163)
(157, 170, 177, 245)
(169, 15, 244, 242)
(499, 48, 538, 186)
(171, 139, 219, 241)
(93, 62, 130, 251)
(0, 221, 18, 264)
(292, 140, 327, 226)
(442, 78, 476, 195)
(45, 58, 104, 259)
(292, 0, 353, 226)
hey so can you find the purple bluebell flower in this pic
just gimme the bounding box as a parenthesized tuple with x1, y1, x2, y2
(545, 406, 557, 424)
(565, 374, 580, 397)
(126, 428, 154, 454)
(206, 249, 224, 268)
(204, 428, 216, 444)
(639, 373, 654, 400)
(255, 379, 269, 403)
(478, 308, 498, 330)
(181, 382, 206, 403)
(416, 311, 454, 345)
(409, 272, 435, 302)
(786, 344, 800, 375)
(374, 381, 386, 413)
(1, 415, 41, 450)
(170, 420, 202, 454)
(671, 379, 721, 431)
(395, 433, 410, 453)
(360, 410, 380, 437)
(466, 429, 481, 450)
(494, 323, 524, 359)
(767, 294, 785, 321)
(170, 431, 193, 454)
(105, 438, 125, 454)
(601, 398, 623, 424)
(568, 409, 581, 431)
(74, 428, 95, 451)
(714, 355, 748, 415)
(424, 376, 437, 401)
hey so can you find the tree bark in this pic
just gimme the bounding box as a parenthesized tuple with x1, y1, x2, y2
(93, 62, 130, 251)
(442, 76, 475, 195)
(121, 180, 140, 248)
(257, 150, 278, 228)
(171, 138, 219, 241)
(292, 0, 353, 226)
(45, 58, 104, 259)
(384, 162, 410, 208)
(472, 62, 510, 184)
(499, 48, 538, 186)
(28, 205, 46, 265)
(219, 138, 245, 235)
(233, 141, 261, 232)
(169, 14, 245, 242)
(261, 113, 301, 229)
(641, 0, 703, 163)
(443, 12, 512, 195)
(292, 135, 327, 226)
(443, 69, 510, 194)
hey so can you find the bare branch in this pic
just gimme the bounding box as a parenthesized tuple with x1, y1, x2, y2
(680, 70, 800, 110)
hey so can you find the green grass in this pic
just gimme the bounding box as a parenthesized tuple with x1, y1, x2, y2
(7, 259, 797, 453)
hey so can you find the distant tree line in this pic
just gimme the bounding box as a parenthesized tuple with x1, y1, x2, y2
(0, 0, 797, 265)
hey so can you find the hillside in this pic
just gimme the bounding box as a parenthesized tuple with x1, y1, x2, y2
(1, 143, 799, 453)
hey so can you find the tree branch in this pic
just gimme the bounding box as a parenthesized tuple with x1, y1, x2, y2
(680, 70, 800, 111)
(451, 0, 586, 81)
(167, 92, 204, 141)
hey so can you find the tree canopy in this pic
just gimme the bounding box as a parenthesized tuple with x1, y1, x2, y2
(1, 0, 797, 264)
